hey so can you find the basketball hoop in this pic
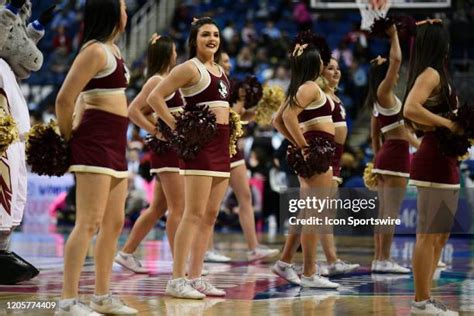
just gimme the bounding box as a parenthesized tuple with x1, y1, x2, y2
(356, 0, 391, 31)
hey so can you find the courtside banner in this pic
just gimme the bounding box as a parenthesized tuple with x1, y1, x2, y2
(279, 187, 473, 235)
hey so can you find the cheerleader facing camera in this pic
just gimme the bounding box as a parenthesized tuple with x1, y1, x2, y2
(147, 17, 230, 299)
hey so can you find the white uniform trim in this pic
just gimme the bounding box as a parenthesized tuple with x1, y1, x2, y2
(299, 115, 333, 128)
(81, 88, 126, 97)
(334, 122, 347, 127)
(180, 58, 211, 97)
(380, 120, 405, 133)
(305, 92, 327, 109)
(196, 100, 229, 108)
(179, 169, 230, 178)
(332, 176, 343, 184)
(409, 179, 460, 189)
(373, 96, 402, 116)
(69, 165, 129, 178)
(372, 168, 409, 178)
(150, 167, 180, 174)
(230, 159, 245, 169)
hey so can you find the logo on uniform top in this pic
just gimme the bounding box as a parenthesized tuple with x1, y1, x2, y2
(0, 156, 13, 216)
(217, 80, 229, 99)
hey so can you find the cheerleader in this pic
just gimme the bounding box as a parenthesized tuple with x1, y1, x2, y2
(404, 20, 460, 315)
(147, 17, 229, 299)
(55, 0, 137, 314)
(272, 58, 358, 281)
(272, 42, 339, 289)
(317, 57, 360, 276)
(203, 52, 279, 263)
(368, 25, 417, 274)
(115, 35, 182, 273)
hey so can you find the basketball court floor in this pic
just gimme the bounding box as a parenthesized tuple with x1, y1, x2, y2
(1, 230, 472, 315)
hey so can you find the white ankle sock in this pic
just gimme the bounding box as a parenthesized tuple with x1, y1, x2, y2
(92, 293, 110, 302)
(59, 298, 77, 309)
(277, 260, 291, 268)
(413, 299, 429, 307)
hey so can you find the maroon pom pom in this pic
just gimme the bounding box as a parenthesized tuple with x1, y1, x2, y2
(293, 30, 331, 65)
(435, 128, 470, 157)
(156, 118, 175, 141)
(393, 15, 417, 41)
(305, 137, 336, 174)
(230, 76, 263, 109)
(145, 134, 171, 155)
(454, 104, 474, 139)
(370, 17, 395, 38)
(173, 104, 217, 160)
(371, 16, 416, 41)
(287, 145, 312, 178)
(26, 123, 69, 177)
(286, 138, 335, 178)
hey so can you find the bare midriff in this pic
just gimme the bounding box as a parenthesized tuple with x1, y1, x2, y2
(82, 93, 128, 117)
(301, 122, 335, 136)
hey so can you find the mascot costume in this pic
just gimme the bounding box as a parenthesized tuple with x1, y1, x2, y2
(0, 0, 54, 284)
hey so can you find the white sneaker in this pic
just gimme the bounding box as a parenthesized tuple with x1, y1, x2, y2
(56, 301, 103, 316)
(327, 259, 360, 276)
(300, 274, 339, 289)
(204, 250, 231, 263)
(376, 260, 411, 274)
(248, 245, 280, 261)
(114, 251, 148, 274)
(165, 278, 206, 299)
(191, 277, 226, 296)
(90, 294, 137, 315)
(411, 298, 459, 315)
(318, 263, 330, 277)
(437, 260, 447, 268)
(371, 260, 378, 271)
(272, 261, 301, 285)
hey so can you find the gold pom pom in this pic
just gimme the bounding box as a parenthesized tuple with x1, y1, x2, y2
(0, 115, 19, 155)
(363, 162, 378, 191)
(458, 138, 473, 161)
(229, 109, 244, 157)
(255, 86, 285, 125)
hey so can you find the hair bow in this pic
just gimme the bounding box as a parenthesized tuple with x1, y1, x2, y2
(292, 43, 308, 57)
(150, 33, 161, 44)
(191, 17, 211, 25)
(416, 18, 442, 26)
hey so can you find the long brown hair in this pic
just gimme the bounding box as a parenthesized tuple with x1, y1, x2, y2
(146, 36, 174, 79)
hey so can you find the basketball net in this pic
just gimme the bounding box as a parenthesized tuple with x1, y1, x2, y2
(356, 0, 391, 31)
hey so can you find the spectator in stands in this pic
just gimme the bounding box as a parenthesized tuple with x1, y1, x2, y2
(241, 20, 257, 44)
(266, 65, 290, 91)
(236, 46, 255, 74)
(52, 25, 73, 53)
(222, 20, 236, 44)
(262, 20, 281, 39)
(293, 0, 312, 31)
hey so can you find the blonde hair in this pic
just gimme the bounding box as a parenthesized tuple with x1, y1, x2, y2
(316, 76, 338, 92)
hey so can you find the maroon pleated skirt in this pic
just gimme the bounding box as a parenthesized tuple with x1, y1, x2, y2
(179, 124, 230, 178)
(409, 132, 460, 188)
(373, 139, 410, 178)
(230, 148, 245, 169)
(150, 148, 180, 174)
(69, 109, 128, 178)
(331, 142, 344, 183)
